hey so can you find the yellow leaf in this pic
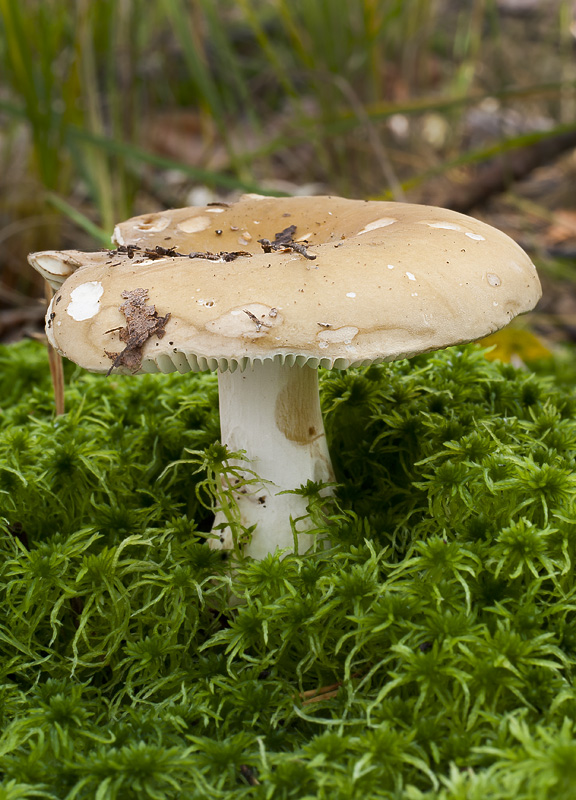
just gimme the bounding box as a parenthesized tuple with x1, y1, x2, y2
(480, 329, 550, 364)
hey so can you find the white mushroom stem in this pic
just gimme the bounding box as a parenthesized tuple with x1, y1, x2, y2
(210, 360, 335, 559)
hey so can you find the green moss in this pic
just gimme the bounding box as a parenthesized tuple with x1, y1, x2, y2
(2, 340, 576, 798)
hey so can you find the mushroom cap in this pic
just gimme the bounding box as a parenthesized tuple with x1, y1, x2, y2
(29, 195, 541, 374)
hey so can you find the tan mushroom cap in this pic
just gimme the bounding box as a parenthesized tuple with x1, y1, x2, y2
(31, 195, 541, 374)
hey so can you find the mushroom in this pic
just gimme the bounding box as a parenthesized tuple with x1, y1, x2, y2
(28, 195, 541, 559)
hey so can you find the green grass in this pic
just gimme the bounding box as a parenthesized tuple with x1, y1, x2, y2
(3, 341, 576, 797)
(2, 0, 574, 253)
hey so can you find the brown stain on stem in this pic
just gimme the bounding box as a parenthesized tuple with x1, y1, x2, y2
(274, 367, 323, 444)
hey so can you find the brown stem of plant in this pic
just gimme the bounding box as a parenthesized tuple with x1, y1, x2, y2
(299, 672, 363, 705)
(239, 765, 260, 786)
(301, 687, 341, 705)
(44, 281, 65, 416)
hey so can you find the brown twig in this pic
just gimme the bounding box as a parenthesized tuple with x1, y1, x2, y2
(239, 765, 260, 786)
(44, 281, 65, 416)
(299, 680, 344, 706)
(297, 670, 363, 706)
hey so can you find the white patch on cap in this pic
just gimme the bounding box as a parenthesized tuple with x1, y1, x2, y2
(135, 214, 170, 233)
(406, 272, 416, 281)
(206, 303, 280, 339)
(346, 292, 356, 298)
(45, 296, 58, 348)
(66, 281, 104, 321)
(357, 218, 397, 235)
(112, 224, 125, 246)
(177, 215, 211, 233)
(133, 258, 165, 267)
(420, 220, 487, 241)
(241, 193, 267, 200)
(387, 264, 395, 270)
(317, 326, 359, 344)
(197, 299, 215, 307)
(421, 221, 463, 231)
(205, 207, 225, 213)
(486, 273, 502, 287)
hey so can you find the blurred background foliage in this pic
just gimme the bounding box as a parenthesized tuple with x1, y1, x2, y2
(0, 0, 575, 345)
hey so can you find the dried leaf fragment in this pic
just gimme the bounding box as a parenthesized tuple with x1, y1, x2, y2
(258, 225, 317, 260)
(107, 244, 253, 263)
(188, 250, 252, 262)
(105, 288, 171, 374)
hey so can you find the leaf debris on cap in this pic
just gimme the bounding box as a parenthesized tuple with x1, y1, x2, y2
(105, 288, 171, 375)
(109, 244, 253, 263)
(258, 225, 317, 260)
